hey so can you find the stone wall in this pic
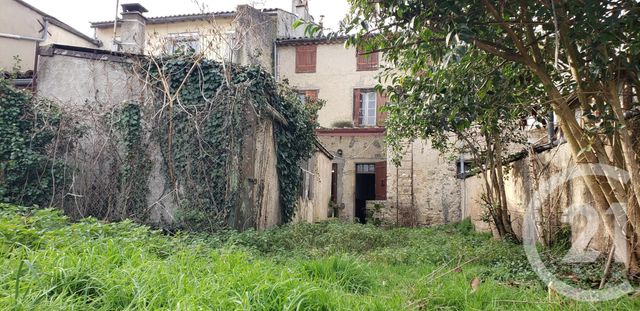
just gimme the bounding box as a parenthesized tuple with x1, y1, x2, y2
(36, 44, 282, 231)
(317, 133, 386, 221)
(380, 140, 462, 226)
(464, 143, 608, 248)
(293, 149, 333, 224)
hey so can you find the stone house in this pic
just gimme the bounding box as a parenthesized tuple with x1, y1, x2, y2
(276, 36, 464, 225)
(89, 1, 312, 73)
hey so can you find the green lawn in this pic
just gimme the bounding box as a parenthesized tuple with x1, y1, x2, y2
(0, 204, 638, 310)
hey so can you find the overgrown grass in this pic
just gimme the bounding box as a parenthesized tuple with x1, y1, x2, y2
(1, 203, 638, 310)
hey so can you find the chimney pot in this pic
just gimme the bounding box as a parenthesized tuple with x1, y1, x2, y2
(292, 0, 312, 21)
(119, 3, 147, 54)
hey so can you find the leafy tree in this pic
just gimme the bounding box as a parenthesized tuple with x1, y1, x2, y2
(340, 0, 640, 275)
(383, 49, 534, 240)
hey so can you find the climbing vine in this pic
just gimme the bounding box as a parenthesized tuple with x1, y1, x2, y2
(112, 102, 151, 220)
(141, 54, 319, 231)
(0, 78, 66, 207)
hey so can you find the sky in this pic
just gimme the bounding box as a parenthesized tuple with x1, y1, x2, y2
(22, 0, 350, 37)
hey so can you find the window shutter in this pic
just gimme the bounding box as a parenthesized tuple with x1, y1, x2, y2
(376, 92, 387, 127)
(353, 89, 362, 126)
(296, 45, 317, 73)
(375, 161, 387, 200)
(357, 50, 379, 71)
(305, 90, 318, 101)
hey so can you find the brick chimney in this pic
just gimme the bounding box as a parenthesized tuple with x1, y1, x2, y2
(292, 0, 312, 21)
(120, 3, 148, 54)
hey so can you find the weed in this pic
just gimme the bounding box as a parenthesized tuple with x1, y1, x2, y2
(0, 204, 638, 310)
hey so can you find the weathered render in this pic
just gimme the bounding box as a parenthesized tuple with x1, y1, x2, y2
(294, 143, 334, 223)
(91, 4, 308, 73)
(464, 142, 608, 248)
(34, 44, 286, 230)
(379, 141, 462, 226)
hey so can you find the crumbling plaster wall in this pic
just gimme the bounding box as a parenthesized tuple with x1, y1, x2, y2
(36, 47, 282, 231)
(382, 140, 462, 226)
(317, 134, 386, 221)
(465, 143, 607, 248)
(233, 5, 277, 73)
(293, 150, 333, 224)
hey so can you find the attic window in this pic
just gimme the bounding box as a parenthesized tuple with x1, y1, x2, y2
(295, 45, 316, 73)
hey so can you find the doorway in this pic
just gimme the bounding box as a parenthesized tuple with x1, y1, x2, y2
(355, 163, 376, 223)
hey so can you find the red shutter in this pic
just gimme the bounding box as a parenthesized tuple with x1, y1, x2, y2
(305, 90, 318, 101)
(357, 50, 379, 71)
(376, 92, 387, 127)
(375, 161, 387, 200)
(353, 89, 362, 126)
(296, 45, 317, 73)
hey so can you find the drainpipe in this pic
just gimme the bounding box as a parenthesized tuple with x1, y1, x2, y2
(0, 19, 49, 42)
(273, 40, 278, 78)
(459, 155, 466, 219)
(547, 111, 556, 144)
(112, 0, 121, 51)
(0, 18, 49, 89)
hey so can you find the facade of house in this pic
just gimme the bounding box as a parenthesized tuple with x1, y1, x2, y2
(276, 37, 464, 225)
(89, 2, 311, 73)
(0, 0, 101, 77)
(276, 37, 389, 223)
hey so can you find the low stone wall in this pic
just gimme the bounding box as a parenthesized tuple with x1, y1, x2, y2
(464, 143, 608, 249)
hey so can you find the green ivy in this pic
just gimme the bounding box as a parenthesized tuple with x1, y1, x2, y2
(112, 102, 151, 220)
(0, 78, 65, 206)
(144, 55, 319, 231)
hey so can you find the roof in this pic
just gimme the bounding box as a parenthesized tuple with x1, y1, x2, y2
(314, 139, 334, 160)
(276, 36, 348, 46)
(39, 43, 141, 63)
(91, 8, 283, 28)
(13, 0, 102, 47)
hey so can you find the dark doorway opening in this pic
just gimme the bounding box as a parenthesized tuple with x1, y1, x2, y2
(355, 163, 376, 223)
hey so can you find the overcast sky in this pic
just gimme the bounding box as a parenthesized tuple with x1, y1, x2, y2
(22, 0, 350, 37)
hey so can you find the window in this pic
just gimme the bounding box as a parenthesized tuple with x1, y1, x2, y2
(164, 33, 200, 54)
(297, 90, 318, 104)
(218, 30, 236, 61)
(354, 89, 378, 126)
(455, 159, 474, 179)
(295, 45, 317, 73)
(356, 50, 379, 71)
(356, 163, 376, 174)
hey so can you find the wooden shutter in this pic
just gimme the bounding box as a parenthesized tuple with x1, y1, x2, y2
(353, 89, 362, 126)
(375, 161, 387, 200)
(376, 92, 388, 127)
(296, 45, 317, 73)
(305, 90, 318, 101)
(357, 51, 379, 71)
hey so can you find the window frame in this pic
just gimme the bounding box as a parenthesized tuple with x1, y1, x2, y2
(164, 32, 201, 55)
(295, 45, 317, 73)
(296, 89, 319, 104)
(356, 50, 379, 71)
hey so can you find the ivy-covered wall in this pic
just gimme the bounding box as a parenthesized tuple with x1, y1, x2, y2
(32, 46, 319, 232)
